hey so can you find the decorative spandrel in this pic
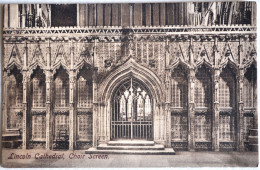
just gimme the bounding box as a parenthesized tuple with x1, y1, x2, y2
(30, 43, 47, 67)
(53, 44, 70, 67)
(193, 41, 213, 65)
(74, 42, 94, 66)
(243, 41, 257, 67)
(169, 41, 190, 65)
(6, 44, 23, 68)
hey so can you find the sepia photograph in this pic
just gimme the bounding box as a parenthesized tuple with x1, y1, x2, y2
(0, 1, 258, 168)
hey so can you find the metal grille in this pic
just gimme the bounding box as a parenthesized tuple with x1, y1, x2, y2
(54, 114, 69, 139)
(77, 113, 93, 141)
(111, 78, 153, 140)
(32, 115, 46, 140)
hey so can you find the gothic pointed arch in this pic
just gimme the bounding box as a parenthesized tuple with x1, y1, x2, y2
(28, 61, 46, 76)
(195, 60, 214, 75)
(244, 57, 257, 72)
(75, 59, 93, 76)
(53, 62, 69, 75)
(170, 58, 190, 73)
(99, 58, 164, 104)
(219, 57, 239, 75)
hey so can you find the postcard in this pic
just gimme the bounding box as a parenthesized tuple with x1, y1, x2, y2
(1, 2, 258, 168)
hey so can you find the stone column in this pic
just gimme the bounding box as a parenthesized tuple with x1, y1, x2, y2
(106, 99, 111, 142)
(92, 68, 98, 147)
(188, 69, 195, 151)
(69, 72, 76, 150)
(238, 68, 245, 151)
(154, 104, 160, 142)
(212, 68, 220, 151)
(22, 72, 29, 149)
(45, 39, 53, 150)
(98, 103, 105, 143)
(2, 73, 8, 133)
(160, 103, 167, 144)
(238, 37, 245, 151)
(45, 71, 53, 150)
(22, 39, 29, 149)
(69, 39, 76, 150)
(165, 69, 171, 147)
(165, 102, 171, 147)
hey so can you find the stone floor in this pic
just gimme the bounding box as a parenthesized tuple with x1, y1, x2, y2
(0, 148, 258, 168)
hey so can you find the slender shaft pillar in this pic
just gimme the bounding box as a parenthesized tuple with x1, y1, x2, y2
(45, 71, 53, 150)
(2, 74, 8, 133)
(22, 72, 29, 149)
(188, 69, 195, 151)
(92, 68, 98, 147)
(45, 39, 53, 150)
(165, 103, 171, 147)
(22, 40, 29, 149)
(238, 37, 245, 151)
(165, 69, 171, 147)
(238, 68, 245, 151)
(69, 39, 76, 150)
(213, 69, 220, 151)
(69, 72, 76, 150)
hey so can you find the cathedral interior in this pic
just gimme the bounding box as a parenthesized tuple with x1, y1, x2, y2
(2, 2, 257, 153)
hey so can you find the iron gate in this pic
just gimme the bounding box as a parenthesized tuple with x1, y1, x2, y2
(111, 78, 153, 140)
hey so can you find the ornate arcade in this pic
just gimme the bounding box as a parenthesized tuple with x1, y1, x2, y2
(2, 3, 257, 152)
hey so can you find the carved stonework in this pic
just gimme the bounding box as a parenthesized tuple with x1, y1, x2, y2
(31, 44, 46, 67)
(5, 44, 23, 70)
(2, 23, 257, 152)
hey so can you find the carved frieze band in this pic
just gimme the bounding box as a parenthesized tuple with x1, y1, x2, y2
(3, 27, 257, 81)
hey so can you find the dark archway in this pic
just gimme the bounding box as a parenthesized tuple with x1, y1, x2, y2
(111, 77, 153, 140)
